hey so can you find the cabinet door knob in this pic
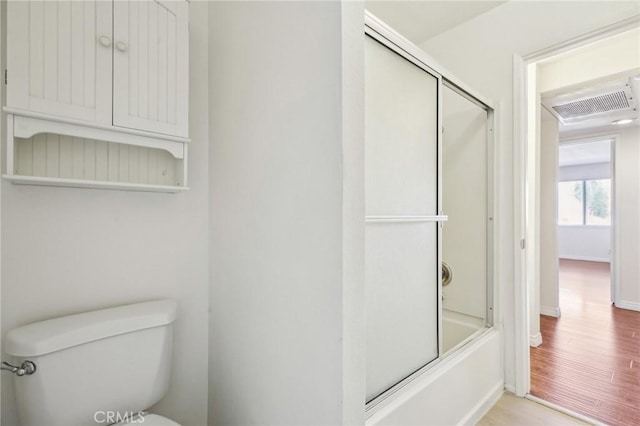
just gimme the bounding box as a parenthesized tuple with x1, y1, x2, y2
(115, 41, 128, 52)
(98, 35, 112, 47)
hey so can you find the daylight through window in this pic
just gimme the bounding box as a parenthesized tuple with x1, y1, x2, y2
(558, 179, 611, 225)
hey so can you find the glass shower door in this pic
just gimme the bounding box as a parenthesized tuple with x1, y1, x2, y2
(365, 35, 440, 403)
(441, 84, 491, 354)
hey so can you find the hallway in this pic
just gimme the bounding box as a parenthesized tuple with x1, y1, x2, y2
(530, 259, 640, 425)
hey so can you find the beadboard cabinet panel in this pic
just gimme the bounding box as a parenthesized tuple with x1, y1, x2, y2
(14, 134, 178, 186)
(113, 0, 189, 137)
(7, 0, 113, 124)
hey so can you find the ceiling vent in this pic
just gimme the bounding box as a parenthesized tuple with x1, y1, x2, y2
(552, 91, 629, 119)
(541, 76, 637, 126)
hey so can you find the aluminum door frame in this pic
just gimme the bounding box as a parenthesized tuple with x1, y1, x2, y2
(364, 10, 497, 412)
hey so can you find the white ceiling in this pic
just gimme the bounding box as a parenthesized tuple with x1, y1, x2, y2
(559, 140, 611, 167)
(365, 1, 506, 44)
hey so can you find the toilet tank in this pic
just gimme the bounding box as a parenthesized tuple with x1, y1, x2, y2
(4, 300, 177, 426)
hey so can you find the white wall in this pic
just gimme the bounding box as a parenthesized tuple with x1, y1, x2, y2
(614, 126, 640, 310)
(557, 160, 612, 263)
(340, 2, 367, 423)
(0, 2, 4, 422)
(537, 27, 640, 95)
(558, 226, 611, 262)
(208, 2, 365, 424)
(539, 110, 560, 317)
(0, 3, 210, 425)
(420, 0, 640, 390)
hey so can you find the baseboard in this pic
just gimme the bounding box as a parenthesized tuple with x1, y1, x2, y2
(504, 383, 516, 394)
(559, 255, 610, 263)
(529, 332, 543, 347)
(614, 300, 640, 312)
(457, 381, 504, 426)
(540, 305, 561, 317)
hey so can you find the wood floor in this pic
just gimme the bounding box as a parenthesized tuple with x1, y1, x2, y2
(530, 259, 640, 426)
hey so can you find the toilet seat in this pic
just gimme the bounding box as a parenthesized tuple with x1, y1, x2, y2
(114, 413, 181, 426)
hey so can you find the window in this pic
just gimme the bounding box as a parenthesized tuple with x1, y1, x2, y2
(558, 180, 584, 225)
(558, 179, 611, 225)
(585, 179, 611, 225)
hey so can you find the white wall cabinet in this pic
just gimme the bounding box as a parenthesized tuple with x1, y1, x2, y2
(4, 0, 190, 192)
(7, 1, 113, 124)
(113, 0, 189, 137)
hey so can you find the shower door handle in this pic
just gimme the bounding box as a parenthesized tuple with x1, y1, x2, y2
(442, 261, 453, 287)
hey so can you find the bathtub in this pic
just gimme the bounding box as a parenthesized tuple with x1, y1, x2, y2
(442, 308, 485, 354)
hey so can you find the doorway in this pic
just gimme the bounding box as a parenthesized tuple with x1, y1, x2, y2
(554, 137, 615, 308)
(516, 24, 640, 424)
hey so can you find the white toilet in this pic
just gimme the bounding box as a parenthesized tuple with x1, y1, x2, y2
(4, 300, 181, 426)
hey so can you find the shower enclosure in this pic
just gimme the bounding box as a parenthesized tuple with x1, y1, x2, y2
(364, 16, 494, 407)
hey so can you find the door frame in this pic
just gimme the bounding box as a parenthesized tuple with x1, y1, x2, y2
(512, 15, 639, 397)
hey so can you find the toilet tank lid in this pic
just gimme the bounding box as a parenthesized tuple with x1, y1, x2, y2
(5, 300, 177, 357)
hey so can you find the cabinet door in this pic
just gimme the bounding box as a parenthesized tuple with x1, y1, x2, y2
(7, 0, 113, 124)
(113, 0, 189, 138)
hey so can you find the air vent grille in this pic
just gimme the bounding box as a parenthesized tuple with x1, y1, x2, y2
(552, 91, 629, 119)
